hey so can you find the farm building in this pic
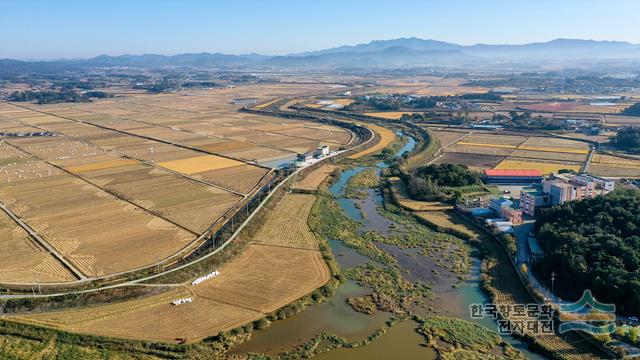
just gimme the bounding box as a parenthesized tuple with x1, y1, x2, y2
(483, 169, 543, 185)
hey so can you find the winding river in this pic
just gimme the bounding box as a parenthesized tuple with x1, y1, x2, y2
(234, 132, 545, 359)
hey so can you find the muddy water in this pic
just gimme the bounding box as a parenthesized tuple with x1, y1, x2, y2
(232, 243, 393, 355)
(313, 320, 437, 360)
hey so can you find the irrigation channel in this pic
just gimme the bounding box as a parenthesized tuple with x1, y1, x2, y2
(233, 132, 546, 359)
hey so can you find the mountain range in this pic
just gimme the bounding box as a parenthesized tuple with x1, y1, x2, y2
(3, 38, 640, 72)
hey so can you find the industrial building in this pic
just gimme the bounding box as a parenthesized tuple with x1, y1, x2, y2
(483, 169, 543, 185)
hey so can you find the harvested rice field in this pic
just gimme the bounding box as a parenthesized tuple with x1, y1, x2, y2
(292, 164, 336, 191)
(589, 154, 640, 177)
(348, 123, 396, 159)
(157, 155, 244, 174)
(495, 159, 581, 175)
(14, 242, 330, 343)
(430, 130, 471, 146)
(0, 83, 351, 283)
(432, 152, 506, 171)
(363, 111, 419, 120)
(10, 171, 331, 342)
(432, 130, 590, 172)
(251, 193, 319, 250)
(0, 210, 75, 284)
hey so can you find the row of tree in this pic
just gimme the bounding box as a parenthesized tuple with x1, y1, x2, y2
(8, 90, 111, 104)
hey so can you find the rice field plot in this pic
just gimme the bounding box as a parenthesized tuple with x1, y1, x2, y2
(509, 149, 587, 162)
(433, 153, 506, 171)
(363, 111, 420, 120)
(494, 159, 581, 175)
(589, 154, 640, 177)
(81, 164, 242, 233)
(157, 155, 244, 174)
(0, 172, 194, 277)
(192, 244, 330, 313)
(605, 114, 640, 127)
(431, 130, 471, 146)
(293, 165, 336, 191)
(271, 126, 352, 145)
(518, 137, 589, 154)
(0, 210, 74, 284)
(13, 243, 330, 342)
(186, 164, 270, 195)
(348, 123, 396, 159)
(447, 143, 516, 156)
(462, 133, 528, 146)
(516, 102, 583, 112)
(251, 193, 319, 250)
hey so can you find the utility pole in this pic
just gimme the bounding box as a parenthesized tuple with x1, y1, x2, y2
(551, 271, 556, 300)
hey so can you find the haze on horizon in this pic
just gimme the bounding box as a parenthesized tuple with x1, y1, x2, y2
(2, 0, 640, 59)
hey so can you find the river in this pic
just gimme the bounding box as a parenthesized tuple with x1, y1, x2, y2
(234, 131, 545, 359)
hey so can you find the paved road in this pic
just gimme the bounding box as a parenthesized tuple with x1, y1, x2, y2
(513, 221, 535, 265)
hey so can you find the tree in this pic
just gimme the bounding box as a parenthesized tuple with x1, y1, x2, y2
(535, 189, 640, 314)
(614, 126, 640, 152)
(622, 103, 640, 117)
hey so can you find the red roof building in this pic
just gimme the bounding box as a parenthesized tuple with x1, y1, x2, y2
(483, 169, 543, 177)
(483, 169, 543, 184)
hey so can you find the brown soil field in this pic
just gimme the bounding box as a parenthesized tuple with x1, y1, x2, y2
(348, 123, 396, 159)
(293, 165, 336, 191)
(433, 152, 506, 170)
(251, 193, 319, 250)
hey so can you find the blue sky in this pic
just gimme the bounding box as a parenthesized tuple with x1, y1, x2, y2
(3, 0, 640, 59)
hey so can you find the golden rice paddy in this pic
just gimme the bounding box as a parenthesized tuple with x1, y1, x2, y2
(157, 155, 244, 174)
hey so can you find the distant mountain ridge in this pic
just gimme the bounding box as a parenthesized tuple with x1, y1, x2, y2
(2, 38, 640, 72)
(299, 37, 640, 60)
